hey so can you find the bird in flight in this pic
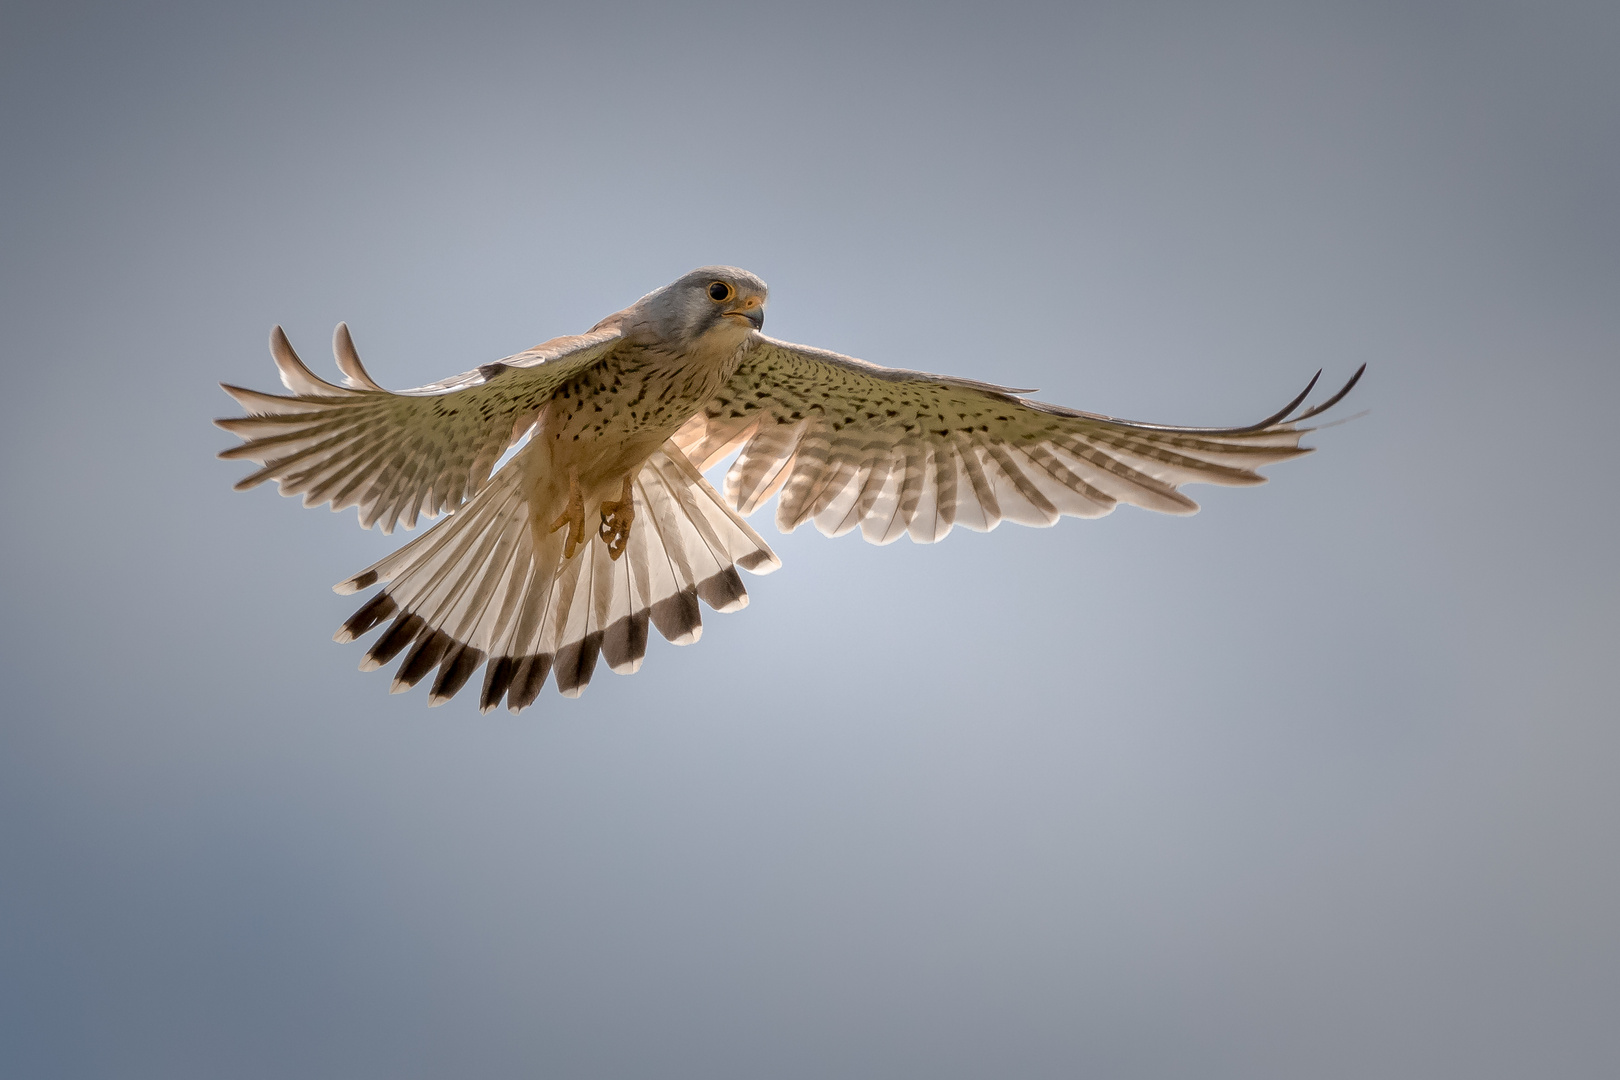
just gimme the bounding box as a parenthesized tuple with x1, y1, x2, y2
(218, 266, 1362, 712)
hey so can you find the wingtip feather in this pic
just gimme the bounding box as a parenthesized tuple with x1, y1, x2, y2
(333, 322, 386, 391)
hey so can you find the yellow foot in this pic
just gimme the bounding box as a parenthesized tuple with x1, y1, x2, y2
(597, 475, 636, 561)
(548, 466, 586, 560)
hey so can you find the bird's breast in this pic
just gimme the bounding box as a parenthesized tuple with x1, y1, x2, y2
(531, 341, 740, 486)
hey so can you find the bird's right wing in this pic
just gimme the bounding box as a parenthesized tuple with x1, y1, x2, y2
(216, 324, 622, 532)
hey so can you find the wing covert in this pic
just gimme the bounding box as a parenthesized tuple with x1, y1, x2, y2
(216, 324, 623, 533)
(674, 335, 1363, 544)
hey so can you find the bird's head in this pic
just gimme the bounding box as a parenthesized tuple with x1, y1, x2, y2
(626, 266, 769, 346)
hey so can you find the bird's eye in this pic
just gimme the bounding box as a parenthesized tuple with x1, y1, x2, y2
(708, 281, 734, 302)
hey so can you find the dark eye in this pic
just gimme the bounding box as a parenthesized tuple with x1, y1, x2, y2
(708, 281, 734, 302)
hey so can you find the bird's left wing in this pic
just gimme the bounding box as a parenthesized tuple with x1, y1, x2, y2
(674, 335, 1362, 544)
(217, 324, 623, 533)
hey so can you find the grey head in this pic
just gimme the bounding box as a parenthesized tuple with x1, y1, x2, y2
(621, 266, 769, 347)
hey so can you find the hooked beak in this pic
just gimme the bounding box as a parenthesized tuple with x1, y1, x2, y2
(723, 295, 765, 331)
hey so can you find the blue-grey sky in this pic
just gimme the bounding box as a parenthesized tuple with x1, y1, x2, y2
(2, 2, 1616, 1077)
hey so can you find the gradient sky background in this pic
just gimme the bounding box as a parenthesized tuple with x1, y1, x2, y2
(2, 2, 1616, 1077)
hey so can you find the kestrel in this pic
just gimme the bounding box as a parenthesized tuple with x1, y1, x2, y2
(218, 267, 1362, 712)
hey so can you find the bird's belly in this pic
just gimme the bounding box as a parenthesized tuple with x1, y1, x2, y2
(520, 350, 727, 508)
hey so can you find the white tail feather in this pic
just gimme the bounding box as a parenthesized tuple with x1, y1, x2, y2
(332, 441, 778, 711)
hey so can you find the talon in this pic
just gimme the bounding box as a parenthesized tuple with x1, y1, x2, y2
(549, 466, 586, 560)
(597, 474, 635, 561)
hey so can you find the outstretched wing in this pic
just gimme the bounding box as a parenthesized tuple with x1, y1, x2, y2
(674, 336, 1363, 545)
(217, 324, 623, 533)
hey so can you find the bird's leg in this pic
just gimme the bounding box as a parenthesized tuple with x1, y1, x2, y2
(597, 474, 636, 561)
(548, 466, 586, 560)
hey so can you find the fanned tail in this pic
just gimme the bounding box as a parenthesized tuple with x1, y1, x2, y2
(332, 442, 780, 712)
